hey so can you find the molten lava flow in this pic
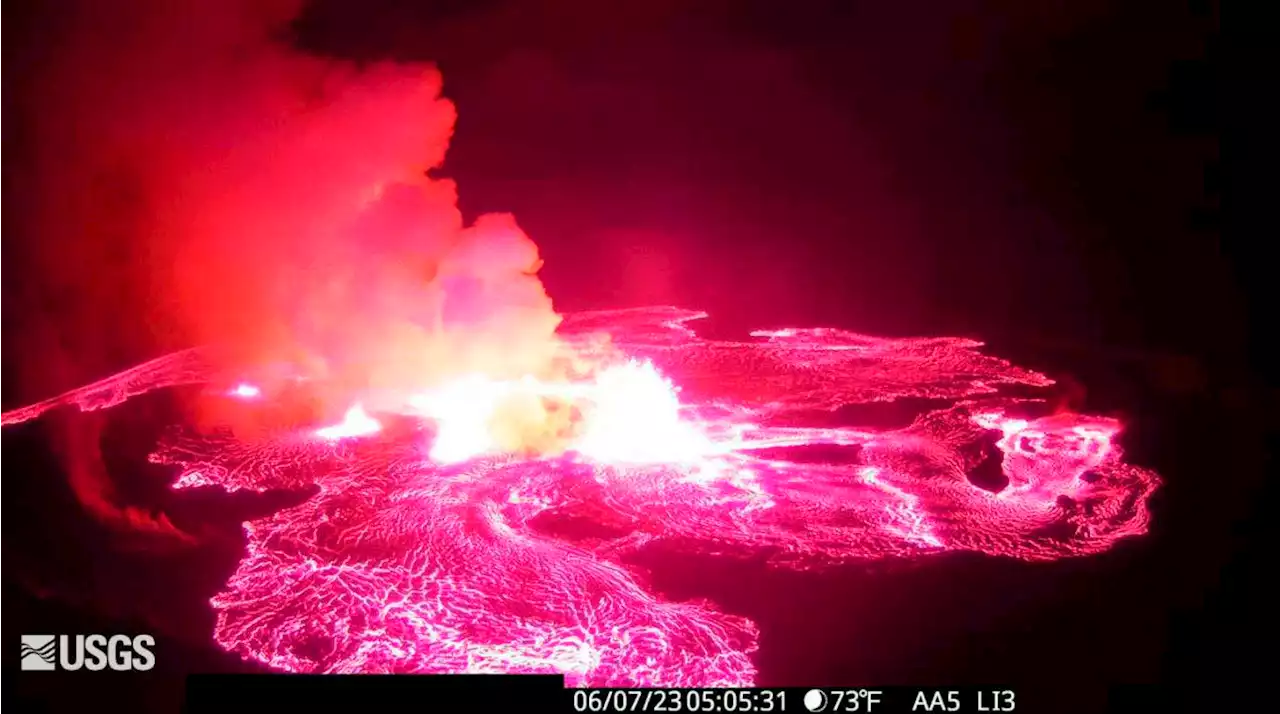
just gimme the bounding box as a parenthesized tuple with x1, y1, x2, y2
(1, 307, 1161, 685)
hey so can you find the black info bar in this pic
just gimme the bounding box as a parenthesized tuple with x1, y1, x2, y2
(183, 675, 1162, 713)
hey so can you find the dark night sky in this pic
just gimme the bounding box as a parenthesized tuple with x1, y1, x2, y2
(282, 0, 1229, 362)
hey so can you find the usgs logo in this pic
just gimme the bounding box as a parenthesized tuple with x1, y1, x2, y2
(20, 634, 156, 671)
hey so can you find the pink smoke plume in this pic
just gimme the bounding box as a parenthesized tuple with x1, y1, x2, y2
(9, 0, 570, 531)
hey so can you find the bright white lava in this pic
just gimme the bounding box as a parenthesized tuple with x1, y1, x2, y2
(229, 383, 261, 398)
(315, 404, 381, 440)
(571, 359, 715, 464)
(313, 359, 718, 465)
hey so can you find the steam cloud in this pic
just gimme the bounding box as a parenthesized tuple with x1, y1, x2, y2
(7, 0, 565, 531)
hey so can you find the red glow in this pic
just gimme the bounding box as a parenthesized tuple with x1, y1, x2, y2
(1, 307, 1159, 685)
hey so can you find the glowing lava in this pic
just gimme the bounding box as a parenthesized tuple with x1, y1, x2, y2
(315, 404, 381, 440)
(229, 383, 261, 399)
(1, 307, 1160, 686)
(403, 358, 715, 465)
(572, 359, 716, 464)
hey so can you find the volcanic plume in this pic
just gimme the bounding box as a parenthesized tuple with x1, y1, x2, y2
(8, 0, 579, 528)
